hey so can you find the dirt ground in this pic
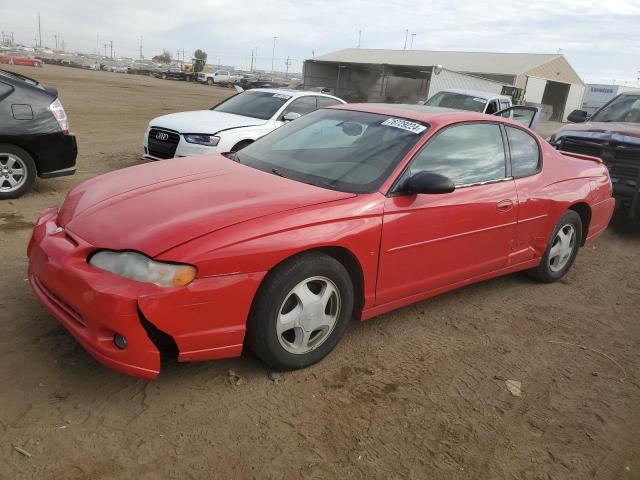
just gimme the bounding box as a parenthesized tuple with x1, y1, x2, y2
(1, 65, 639, 480)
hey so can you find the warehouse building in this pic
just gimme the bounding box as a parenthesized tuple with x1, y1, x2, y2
(303, 49, 585, 121)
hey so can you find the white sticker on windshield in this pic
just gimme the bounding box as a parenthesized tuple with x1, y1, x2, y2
(381, 118, 427, 134)
(472, 97, 486, 103)
(273, 93, 292, 100)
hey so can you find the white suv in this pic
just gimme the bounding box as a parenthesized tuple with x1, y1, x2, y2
(143, 88, 345, 160)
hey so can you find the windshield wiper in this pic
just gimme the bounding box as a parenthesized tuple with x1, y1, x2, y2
(271, 168, 286, 178)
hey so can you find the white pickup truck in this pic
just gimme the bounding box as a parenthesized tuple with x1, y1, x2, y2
(195, 70, 241, 86)
(419, 89, 540, 129)
(421, 89, 513, 114)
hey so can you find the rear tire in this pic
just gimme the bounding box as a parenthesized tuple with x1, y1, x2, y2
(0, 144, 37, 200)
(527, 210, 582, 283)
(206, 78, 214, 86)
(246, 252, 354, 371)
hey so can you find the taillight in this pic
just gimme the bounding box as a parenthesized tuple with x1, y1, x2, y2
(49, 98, 69, 133)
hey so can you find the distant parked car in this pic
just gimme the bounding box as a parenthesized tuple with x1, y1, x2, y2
(0, 69, 76, 199)
(549, 92, 640, 219)
(29, 104, 613, 379)
(153, 66, 193, 81)
(195, 70, 241, 86)
(143, 88, 345, 159)
(0, 55, 43, 67)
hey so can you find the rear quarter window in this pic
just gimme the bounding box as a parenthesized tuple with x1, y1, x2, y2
(506, 126, 540, 177)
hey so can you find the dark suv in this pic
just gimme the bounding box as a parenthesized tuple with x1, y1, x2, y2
(0, 69, 77, 199)
(549, 92, 640, 218)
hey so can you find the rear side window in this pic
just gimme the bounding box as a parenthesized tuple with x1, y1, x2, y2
(409, 123, 507, 186)
(282, 96, 318, 116)
(506, 126, 540, 177)
(317, 97, 342, 108)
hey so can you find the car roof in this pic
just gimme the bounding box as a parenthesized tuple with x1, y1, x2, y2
(331, 103, 512, 125)
(435, 89, 511, 101)
(250, 87, 342, 100)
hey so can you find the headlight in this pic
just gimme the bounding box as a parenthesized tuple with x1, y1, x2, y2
(89, 250, 196, 287)
(183, 134, 220, 146)
(49, 98, 69, 134)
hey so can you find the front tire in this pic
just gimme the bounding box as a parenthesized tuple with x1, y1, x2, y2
(0, 144, 37, 199)
(246, 252, 354, 370)
(206, 78, 214, 86)
(528, 210, 582, 282)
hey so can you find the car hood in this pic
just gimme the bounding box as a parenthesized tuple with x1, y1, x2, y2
(552, 121, 640, 144)
(58, 155, 355, 257)
(149, 110, 267, 134)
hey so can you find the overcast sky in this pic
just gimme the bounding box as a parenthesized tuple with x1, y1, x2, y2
(2, 0, 639, 84)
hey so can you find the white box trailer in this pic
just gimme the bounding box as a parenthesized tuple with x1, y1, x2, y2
(582, 84, 640, 115)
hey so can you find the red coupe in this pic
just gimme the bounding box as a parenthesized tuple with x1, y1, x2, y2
(27, 104, 615, 379)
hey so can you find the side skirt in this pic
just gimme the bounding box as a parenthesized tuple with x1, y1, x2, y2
(361, 258, 540, 321)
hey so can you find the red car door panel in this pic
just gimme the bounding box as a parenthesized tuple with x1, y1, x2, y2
(377, 180, 517, 305)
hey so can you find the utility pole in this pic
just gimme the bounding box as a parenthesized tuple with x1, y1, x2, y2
(96, 34, 99, 55)
(54, 34, 58, 49)
(103, 43, 108, 58)
(410, 33, 416, 49)
(403, 29, 408, 50)
(357, 30, 362, 48)
(285, 56, 291, 75)
(250, 48, 255, 71)
(109, 40, 113, 59)
(139, 35, 143, 60)
(37, 12, 42, 48)
(271, 36, 277, 74)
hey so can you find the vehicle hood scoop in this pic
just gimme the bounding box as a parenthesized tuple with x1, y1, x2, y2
(150, 110, 267, 134)
(58, 155, 354, 256)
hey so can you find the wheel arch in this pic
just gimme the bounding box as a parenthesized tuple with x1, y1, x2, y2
(0, 141, 39, 172)
(253, 246, 366, 316)
(231, 139, 254, 152)
(568, 202, 591, 245)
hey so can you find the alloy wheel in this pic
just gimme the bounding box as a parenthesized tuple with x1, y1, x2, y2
(0, 154, 27, 193)
(276, 276, 341, 355)
(548, 224, 576, 272)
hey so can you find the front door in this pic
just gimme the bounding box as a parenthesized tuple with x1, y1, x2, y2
(377, 122, 518, 305)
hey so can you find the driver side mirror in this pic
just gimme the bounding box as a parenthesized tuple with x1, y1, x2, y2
(567, 109, 588, 123)
(283, 112, 302, 122)
(401, 171, 455, 195)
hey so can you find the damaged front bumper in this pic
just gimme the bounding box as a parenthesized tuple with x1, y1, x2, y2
(27, 207, 265, 380)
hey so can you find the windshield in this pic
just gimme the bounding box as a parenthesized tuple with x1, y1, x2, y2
(236, 109, 429, 193)
(212, 91, 292, 120)
(424, 91, 486, 112)
(591, 95, 640, 123)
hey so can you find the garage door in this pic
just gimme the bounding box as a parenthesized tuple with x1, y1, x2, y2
(563, 84, 586, 121)
(524, 76, 547, 104)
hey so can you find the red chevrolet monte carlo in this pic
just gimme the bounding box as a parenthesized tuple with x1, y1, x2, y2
(27, 104, 615, 379)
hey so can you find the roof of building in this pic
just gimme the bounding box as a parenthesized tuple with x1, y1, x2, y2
(312, 48, 564, 76)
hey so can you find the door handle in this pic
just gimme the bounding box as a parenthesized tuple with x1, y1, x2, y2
(496, 199, 514, 212)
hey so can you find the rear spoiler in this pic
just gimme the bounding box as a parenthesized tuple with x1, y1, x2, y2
(559, 151, 603, 164)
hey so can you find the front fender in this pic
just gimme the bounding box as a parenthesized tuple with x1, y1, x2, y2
(158, 194, 385, 309)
